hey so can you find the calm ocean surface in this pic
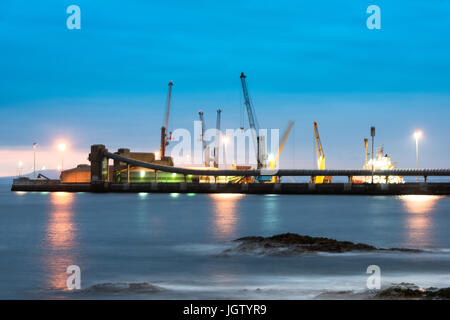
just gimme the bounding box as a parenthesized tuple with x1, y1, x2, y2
(1, 184, 450, 299)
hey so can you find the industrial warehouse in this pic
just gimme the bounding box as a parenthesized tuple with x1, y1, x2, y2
(11, 73, 450, 195)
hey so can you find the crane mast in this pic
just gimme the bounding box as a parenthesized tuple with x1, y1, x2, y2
(214, 109, 222, 168)
(198, 110, 210, 167)
(160, 81, 173, 158)
(364, 138, 369, 167)
(240, 72, 265, 169)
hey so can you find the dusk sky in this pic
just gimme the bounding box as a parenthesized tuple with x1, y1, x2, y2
(1, 0, 449, 176)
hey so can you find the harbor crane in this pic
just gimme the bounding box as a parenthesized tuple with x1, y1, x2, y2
(198, 110, 210, 167)
(240, 72, 267, 170)
(269, 120, 295, 182)
(311, 122, 332, 184)
(213, 109, 222, 168)
(160, 81, 173, 159)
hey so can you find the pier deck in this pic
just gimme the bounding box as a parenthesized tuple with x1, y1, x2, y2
(11, 180, 450, 195)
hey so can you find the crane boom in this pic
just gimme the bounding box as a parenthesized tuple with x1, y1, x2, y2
(270, 120, 294, 170)
(214, 109, 222, 168)
(240, 72, 264, 169)
(160, 81, 173, 158)
(313, 121, 324, 164)
(312, 122, 332, 183)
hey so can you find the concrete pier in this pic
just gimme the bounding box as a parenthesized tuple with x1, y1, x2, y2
(10, 180, 450, 195)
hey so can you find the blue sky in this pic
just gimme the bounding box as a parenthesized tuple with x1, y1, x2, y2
(0, 0, 449, 174)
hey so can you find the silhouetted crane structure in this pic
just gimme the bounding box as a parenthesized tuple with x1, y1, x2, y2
(160, 81, 173, 158)
(240, 72, 266, 170)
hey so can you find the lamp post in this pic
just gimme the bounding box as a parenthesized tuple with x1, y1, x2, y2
(414, 131, 422, 182)
(33, 143, 37, 179)
(58, 143, 66, 171)
(18, 161, 23, 177)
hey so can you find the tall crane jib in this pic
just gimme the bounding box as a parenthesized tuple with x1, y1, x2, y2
(269, 120, 295, 182)
(312, 122, 332, 184)
(160, 81, 173, 159)
(239, 72, 266, 170)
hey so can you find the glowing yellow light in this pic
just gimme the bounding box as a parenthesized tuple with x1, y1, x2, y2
(222, 136, 229, 145)
(155, 151, 160, 159)
(18, 161, 23, 167)
(172, 173, 177, 178)
(140, 170, 146, 178)
(414, 131, 422, 140)
(58, 143, 66, 152)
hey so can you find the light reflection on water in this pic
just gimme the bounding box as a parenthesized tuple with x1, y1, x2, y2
(210, 194, 244, 240)
(44, 192, 77, 291)
(4, 188, 450, 299)
(400, 195, 441, 247)
(262, 197, 280, 234)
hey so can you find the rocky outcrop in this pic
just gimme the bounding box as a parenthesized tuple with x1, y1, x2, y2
(79, 282, 162, 295)
(223, 233, 420, 256)
(315, 283, 450, 300)
(375, 283, 450, 300)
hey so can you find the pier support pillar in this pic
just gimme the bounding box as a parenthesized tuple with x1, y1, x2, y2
(274, 183, 281, 193)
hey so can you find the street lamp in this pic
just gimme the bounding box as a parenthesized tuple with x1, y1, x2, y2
(18, 161, 23, 177)
(33, 143, 37, 179)
(414, 131, 422, 182)
(58, 143, 66, 171)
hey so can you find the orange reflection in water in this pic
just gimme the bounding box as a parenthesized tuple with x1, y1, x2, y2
(210, 194, 244, 240)
(45, 192, 77, 291)
(400, 195, 440, 247)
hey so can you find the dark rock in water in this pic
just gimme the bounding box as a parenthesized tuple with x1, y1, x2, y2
(315, 283, 450, 300)
(375, 283, 450, 300)
(79, 282, 161, 295)
(225, 233, 420, 256)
